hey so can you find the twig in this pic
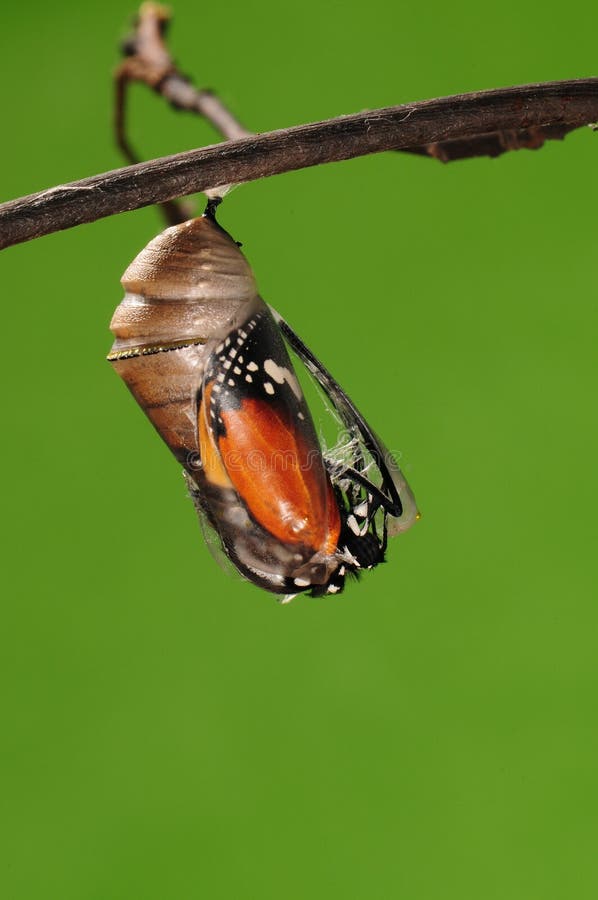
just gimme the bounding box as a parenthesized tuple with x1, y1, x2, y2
(1, 78, 597, 251)
(116, 3, 250, 149)
(115, 2, 250, 224)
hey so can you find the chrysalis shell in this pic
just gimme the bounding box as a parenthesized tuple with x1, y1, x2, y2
(109, 216, 256, 470)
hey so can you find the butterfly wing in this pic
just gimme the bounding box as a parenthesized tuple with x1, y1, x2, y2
(271, 308, 419, 537)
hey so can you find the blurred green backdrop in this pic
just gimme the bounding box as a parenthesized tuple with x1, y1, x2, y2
(2, 1, 597, 898)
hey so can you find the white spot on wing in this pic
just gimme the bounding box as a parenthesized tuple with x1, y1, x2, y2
(347, 515, 360, 535)
(264, 382, 275, 395)
(342, 547, 360, 567)
(263, 359, 303, 400)
(247, 361, 258, 372)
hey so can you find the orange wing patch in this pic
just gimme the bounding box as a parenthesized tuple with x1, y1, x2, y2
(217, 396, 340, 554)
(198, 380, 234, 490)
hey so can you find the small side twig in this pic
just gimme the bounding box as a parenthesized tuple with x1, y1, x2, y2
(115, 2, 250, 224)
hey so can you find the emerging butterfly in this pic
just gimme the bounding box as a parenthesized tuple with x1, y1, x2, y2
(108, 207, 418, 599)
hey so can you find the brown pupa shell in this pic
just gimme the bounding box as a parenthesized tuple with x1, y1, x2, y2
(108, 216, 258, 470)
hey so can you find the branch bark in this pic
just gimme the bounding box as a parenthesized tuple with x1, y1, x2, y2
(1, 78, 597, 251)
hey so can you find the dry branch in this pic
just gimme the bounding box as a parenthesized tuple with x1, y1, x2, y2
(1, 70, 597, 251)
(1, 4, 596, 250)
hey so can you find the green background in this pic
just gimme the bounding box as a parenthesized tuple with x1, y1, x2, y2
(2, 0, 597, 897)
